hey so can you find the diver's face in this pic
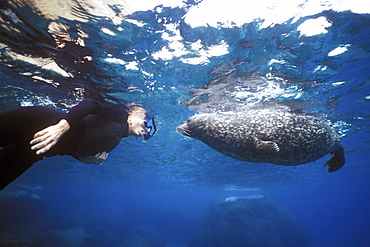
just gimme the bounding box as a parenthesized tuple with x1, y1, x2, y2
(128, 117, 147, 138)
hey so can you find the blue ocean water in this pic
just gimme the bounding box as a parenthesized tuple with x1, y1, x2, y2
(0, 1, 369, 247)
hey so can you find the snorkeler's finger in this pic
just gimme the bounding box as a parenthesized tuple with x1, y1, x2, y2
(30, 134, 48, 145)
(30, 140, 46, 149)
(34, 146, 48, 155)
(30, 137, 55, 153)
(35, 144, 53, 155)
(32, 128, 50, 139)
(100, 152, 108, 160)
(31, 127, 55, 143)
(33, 141, 54, 155)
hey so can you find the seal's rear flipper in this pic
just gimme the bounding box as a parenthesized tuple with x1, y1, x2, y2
(324, 146, 345, 172)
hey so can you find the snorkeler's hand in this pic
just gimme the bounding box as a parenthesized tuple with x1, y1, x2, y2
(78, 152, 108, 165)
(30, 119, 70, 155)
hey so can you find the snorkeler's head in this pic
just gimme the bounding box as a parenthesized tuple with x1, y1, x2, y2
(128, 107, 157, 140)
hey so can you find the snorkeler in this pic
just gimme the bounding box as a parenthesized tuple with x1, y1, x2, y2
(0, 99, 157, 190)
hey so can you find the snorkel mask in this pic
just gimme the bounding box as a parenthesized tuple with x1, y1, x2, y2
(143, 115, 157, 140)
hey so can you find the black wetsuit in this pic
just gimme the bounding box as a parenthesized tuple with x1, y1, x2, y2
(0, 99, 129, 190)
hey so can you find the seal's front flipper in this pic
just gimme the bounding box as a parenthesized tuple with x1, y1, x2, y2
(324, 146, 345, 172)
(254, 138, 280, 154)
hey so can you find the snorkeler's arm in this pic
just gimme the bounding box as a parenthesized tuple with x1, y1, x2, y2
(64, 99, 100, 126)
(30, 99, 101, 155)
(77, 152, 109, 165)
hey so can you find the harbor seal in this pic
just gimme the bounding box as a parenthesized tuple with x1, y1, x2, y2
(177, 108, 345, 172)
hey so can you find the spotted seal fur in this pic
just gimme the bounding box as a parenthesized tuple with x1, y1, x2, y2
(177, 108, 345, 172)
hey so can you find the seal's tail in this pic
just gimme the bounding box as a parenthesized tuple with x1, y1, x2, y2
(324, 146, 345, 172)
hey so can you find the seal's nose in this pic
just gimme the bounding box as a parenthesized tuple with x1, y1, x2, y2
(177, 124, 191, 137)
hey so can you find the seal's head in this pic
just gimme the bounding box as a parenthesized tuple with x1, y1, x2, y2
(177, 114, 209, 140)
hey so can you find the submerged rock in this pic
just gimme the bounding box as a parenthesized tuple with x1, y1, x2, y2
(0, 232, 36, 247)
(191, 196, 310, 247)
(0, 185, 41, 200)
